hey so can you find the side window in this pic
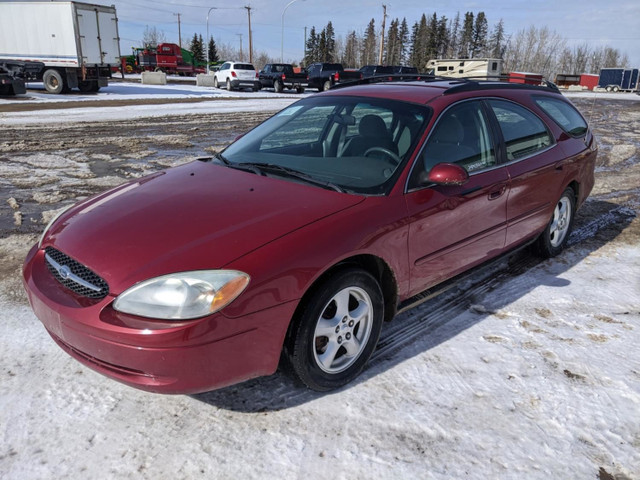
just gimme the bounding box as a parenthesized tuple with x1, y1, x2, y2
(410, 100, 496, 187)
(488, 100, 553, 161)
(534, 96, 588, 137)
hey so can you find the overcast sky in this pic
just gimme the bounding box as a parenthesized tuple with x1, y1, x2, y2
(108, 0, 639, 67)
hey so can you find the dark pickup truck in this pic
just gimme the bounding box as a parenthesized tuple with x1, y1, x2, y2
(306, 63, 363, 91)
(259, 63, 307, 93)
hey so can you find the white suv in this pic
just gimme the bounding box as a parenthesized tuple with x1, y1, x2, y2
(213, 62, 261, 91)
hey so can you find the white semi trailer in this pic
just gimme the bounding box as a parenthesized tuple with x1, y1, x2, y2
(0, 2, 121, 93)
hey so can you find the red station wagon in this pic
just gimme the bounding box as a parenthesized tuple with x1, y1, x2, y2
(23, 78, 597, 393)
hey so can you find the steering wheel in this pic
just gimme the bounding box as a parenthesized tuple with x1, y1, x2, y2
(363, 147, 402, 166)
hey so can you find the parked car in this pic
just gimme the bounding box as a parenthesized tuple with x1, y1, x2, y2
(23, 78, 596, 394)
(259, 63, 307, 93)
(306, 62, 362, 91)
(359, 65, 394, 78)
(213, 61, 260, 91)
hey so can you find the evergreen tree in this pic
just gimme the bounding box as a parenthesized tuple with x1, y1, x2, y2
(319, 29, 328, 61)
(362, 19, 377, 65)
(448, 12, 460, 58)
(472, 12, 488, 57)
(343, 30, 359, 67)
(436, 15, 449, 58)
(385, 18, 399, 65)
(398, 18, 409, 64)
(489, 19, 506, 58)
(304, 27, 319, 64)
(325, 22, 336, 62)
(189, 33, 205, 64)
(459, 12, 474, 58)
(208, 37, 219, 63)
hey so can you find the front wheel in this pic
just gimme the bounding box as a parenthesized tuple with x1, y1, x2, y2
(283, 268, 384, 391)
(536, 187, 575, 258)
(213, 77, 219, 88)
(226, 78, 232, 91)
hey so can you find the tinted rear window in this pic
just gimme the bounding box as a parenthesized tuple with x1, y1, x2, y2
(534, 96, 588, 137)
(235, 64, 255, 71)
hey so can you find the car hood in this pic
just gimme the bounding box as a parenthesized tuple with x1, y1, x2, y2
(44, 160, 364, 294)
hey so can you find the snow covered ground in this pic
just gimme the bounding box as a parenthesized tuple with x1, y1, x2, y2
(1, 87, 639, 479)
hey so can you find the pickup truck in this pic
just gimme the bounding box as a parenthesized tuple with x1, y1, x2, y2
(259, 63, 307, 93)
(306, 63, 363, 91)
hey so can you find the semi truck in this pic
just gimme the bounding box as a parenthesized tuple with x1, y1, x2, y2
(598, 68, 639, 92)
(0, 2, 121, 94)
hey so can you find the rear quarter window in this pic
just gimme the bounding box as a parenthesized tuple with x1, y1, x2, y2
(534, 96, 588, 137)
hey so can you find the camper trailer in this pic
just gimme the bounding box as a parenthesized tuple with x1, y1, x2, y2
(426, 58, 503, 78)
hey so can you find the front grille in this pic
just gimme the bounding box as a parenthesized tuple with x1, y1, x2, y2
(44, 247, 109, 300)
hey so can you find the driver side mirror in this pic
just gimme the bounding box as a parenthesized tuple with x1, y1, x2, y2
(427, 163, 469, 186)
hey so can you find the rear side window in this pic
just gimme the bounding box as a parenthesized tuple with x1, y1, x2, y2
(488, 100, 553, 161)
(534, 96, 588, 137)
(235, 64, 255, 70)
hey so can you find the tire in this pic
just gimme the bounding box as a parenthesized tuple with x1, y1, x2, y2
(296, 86, 305, 94)
(606, 86, 613, 92)
(226, 78, 232, 91)
(213, 77, 219, 88)
(536, 187, 575, 258)
(613, 86, 620, 92)
(323, 80, 331, 92)
(43, 69, 65, 94)
(274, 80, 283, 93)
(283, 268, 384, 391)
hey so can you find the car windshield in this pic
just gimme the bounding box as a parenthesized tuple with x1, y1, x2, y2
(220, 96, 431, 195)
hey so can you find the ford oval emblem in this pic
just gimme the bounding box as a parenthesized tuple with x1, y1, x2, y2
(58, 265, 72, 279)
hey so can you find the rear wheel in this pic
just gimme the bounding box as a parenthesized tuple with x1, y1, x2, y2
(536, 187, 575, 258)
(296, 86, 305, 94)
(274, 80, 283, 93)
(213, 77, 219, 88)
(43, 69, 66, 94)
(226, 78, 232, 91)
(323, 80, 331, 92)
(283, 268, 384, 391)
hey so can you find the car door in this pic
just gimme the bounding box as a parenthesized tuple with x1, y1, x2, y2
(485, 99, 564, 249)
(405, 100, 508, 296)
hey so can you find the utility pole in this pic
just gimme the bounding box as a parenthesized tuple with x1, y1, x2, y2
(378, 4, 387, 65)
(236, 33, 243, 61)
(304, 26, 307, 65)
(244, 6, 253, 64)
(173, 13, 182, 48)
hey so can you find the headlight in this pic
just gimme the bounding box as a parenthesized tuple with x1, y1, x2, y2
(113, 270, 250, 320)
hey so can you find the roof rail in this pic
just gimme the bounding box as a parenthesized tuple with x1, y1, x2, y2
(330, 73, 560, 94)
(330, 74, 459, 90)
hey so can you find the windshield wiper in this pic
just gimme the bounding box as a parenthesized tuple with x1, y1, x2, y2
(237, 162, 344, 193)
(214, 153, 265, 175)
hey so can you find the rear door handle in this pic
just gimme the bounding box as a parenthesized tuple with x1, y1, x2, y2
(488, 185, 506, 200)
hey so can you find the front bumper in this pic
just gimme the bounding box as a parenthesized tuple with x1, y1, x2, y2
(22, 245, 296, 394)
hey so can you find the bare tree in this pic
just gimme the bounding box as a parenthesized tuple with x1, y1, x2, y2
(142, 26, 166, 48)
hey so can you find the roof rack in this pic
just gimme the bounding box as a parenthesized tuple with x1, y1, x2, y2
(331, 73, 560, 94)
